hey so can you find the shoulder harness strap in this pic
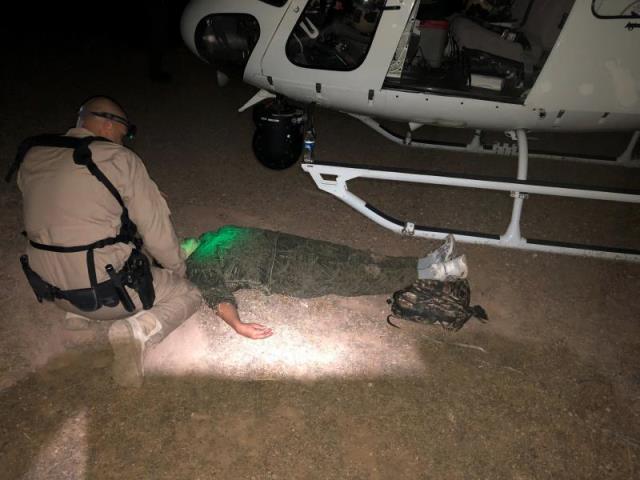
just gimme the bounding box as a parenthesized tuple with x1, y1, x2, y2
(6, 134, 80, 183)
(10, 134, 142, 289)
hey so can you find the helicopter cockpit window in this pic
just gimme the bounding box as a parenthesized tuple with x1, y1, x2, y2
(286, 0, 386, 71)
(592, 0, 640, 18)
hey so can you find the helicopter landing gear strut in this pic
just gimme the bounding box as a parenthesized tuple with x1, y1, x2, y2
(301, 128, 640, 262)
(351, 114, 640, 167)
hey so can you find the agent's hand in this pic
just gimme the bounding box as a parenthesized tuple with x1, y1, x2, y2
(235, 322, 273, 340)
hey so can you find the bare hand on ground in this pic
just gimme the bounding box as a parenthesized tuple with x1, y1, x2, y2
(235, 322, 273, 339)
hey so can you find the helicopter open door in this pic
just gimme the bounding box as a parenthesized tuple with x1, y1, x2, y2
(383, 0, 576, 104)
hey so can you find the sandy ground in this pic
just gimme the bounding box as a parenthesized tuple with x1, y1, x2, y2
(1, 41, 640, 479)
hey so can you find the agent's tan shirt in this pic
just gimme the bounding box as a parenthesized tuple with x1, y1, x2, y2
(18, 127, 186, 290)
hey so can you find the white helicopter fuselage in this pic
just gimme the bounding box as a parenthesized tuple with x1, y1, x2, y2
(181, 1, 640, 262)
(181, 0, 640, 132)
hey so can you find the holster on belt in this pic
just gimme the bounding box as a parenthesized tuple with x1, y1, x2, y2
(124, 249, 155, 310)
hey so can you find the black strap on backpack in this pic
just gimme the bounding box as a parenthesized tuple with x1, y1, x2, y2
(8, 134, 154, 312)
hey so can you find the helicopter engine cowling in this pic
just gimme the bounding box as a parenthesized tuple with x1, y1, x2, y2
(252, 100, 306, 170)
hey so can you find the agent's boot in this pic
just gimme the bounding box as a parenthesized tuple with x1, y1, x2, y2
(108, 311, 162, 388)
(418, 254, 468, 281)
(418, 234, 456, 270)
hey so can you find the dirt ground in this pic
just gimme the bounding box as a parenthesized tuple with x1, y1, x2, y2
(1, 38, 640, 479)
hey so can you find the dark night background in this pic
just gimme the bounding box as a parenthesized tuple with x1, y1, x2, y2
(0, 2, 188, 47)
(0, 1, 190, 70)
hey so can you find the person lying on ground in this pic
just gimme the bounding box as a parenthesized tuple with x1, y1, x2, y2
(182, 225, 467, 339)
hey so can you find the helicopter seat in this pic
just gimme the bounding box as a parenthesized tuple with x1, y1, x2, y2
(450, 15, 541, 71)
(450, 0, 575, 75)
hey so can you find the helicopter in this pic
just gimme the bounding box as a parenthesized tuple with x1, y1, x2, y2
(180, 0, 640, 261)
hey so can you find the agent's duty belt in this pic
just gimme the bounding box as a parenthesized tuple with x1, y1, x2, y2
(20, 249, 155, 313)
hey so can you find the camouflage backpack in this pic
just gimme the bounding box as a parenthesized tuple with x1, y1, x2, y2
(387, 279, 488, 331)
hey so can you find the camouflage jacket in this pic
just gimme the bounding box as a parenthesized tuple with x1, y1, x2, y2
(186, 226, 417, 310)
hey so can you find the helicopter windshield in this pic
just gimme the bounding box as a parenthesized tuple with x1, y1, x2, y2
(285, 0, 386, 71)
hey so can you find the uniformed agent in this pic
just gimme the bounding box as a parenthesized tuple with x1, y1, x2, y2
(13, 96, 202, 388)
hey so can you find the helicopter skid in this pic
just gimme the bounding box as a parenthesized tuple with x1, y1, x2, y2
(351, 115, 640, 167)
(301, 129, 640, 262)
